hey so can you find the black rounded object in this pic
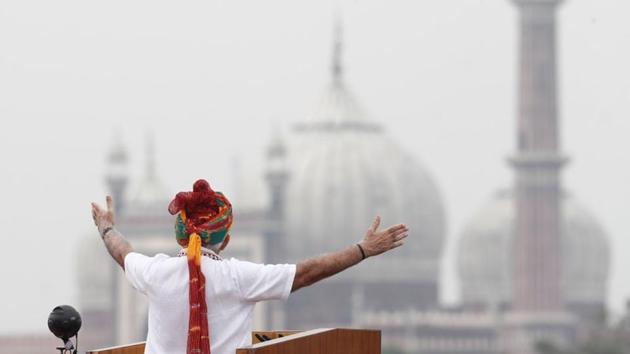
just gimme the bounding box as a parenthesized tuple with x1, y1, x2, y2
(47, 305, 82, 341)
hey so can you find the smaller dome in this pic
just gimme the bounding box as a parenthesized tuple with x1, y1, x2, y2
(130, 176, 169, 206)
(127, 134, 170, 212)
(114, 134, 174, 242)
(457, 190, 610, 308)
(124, 171, 170, 220)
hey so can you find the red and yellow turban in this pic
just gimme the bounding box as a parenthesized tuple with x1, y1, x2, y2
(168, 179, 233, 354)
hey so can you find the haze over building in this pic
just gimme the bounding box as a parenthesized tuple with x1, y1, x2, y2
(73, 4, 611, 354)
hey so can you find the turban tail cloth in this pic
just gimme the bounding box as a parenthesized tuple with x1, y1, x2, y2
(168, 179, 233, 354)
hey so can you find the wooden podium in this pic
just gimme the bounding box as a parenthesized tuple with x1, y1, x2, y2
(86, 328, 380, 354)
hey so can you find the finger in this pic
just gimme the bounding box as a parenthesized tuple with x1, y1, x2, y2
(392, 241, 404, 249)
(394, 233, 408, 242)
(91, 207, 98, 224)
(369, 216, 381, 233)
(386, 224, 407, 235)
(391, 227, 409, 238)
(106, 196, 113, 213)
(91, 202, 103, 214)
(389, 224, 406, 231)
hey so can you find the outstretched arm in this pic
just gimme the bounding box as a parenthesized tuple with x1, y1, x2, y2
(291, 216, 408, 292)
(91, 196, 133, 269)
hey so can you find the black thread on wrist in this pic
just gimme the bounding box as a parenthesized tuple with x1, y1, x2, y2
(102, 226, 114, 238)
(356, 243, 367, 260)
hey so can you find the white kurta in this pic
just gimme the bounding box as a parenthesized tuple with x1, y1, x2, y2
(124, 251, 296, 354)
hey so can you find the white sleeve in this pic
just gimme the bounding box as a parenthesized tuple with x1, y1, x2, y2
(232, 259, 296, 302)
(124, 252, 155, 295)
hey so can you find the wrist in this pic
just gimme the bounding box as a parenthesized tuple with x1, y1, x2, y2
(356, 243, 368, 260)
(100, 226, 114, 238)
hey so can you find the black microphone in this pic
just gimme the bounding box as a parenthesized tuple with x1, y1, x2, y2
(48, 305, 82, 354)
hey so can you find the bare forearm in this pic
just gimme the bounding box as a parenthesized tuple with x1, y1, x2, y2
(290, 217, 409, 293)
(101, 228, 133, 269)
(291, 244, 363, 292)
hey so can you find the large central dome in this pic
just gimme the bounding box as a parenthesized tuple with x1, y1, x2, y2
(284, 80, 445, 283)
(283, 25, 445, 286)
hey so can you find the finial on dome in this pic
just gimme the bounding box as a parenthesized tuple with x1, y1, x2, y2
(331, 12, 344, 85)
(145, 130, 156, 181)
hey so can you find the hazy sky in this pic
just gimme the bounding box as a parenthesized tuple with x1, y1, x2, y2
(1, 0, 629, 334)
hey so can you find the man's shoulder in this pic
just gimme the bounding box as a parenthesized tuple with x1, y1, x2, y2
(126, 252, 183, 269)
(220, 257, 267, 270)
(127, 251, 175, 260)
(204, 257, 265, 278)
(205, 257, 246, 270)
(219, 258, 295, 277)
(222, 257, 247, 265)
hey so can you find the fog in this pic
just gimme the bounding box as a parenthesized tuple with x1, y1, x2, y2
(1, 0, 629, 335)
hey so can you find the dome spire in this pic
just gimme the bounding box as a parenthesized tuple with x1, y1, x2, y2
(294, 11, 381, 132)
(145, 130, 156, 181)
(331, 13, 344, 85)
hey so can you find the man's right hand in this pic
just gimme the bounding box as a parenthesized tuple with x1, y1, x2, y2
(90, 195, 133, 269)
(91, 196, 115, 237)
(359, 216, 409, 258)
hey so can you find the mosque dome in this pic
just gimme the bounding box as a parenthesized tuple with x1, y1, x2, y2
(126, 135, 170, 213)
(457, 190, 610, 309)
(283, 27, 445, 285)
(120, 135, 173, 243)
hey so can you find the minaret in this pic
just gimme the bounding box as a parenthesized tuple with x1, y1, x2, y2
(265, 133, 288, 219)
(264, 129, 289, 260)
(506, 0, 573, 352)
(264, 129, 289, 330)
(103, 132, 128, 346)
(509, 0, 567, 314)
(105, 132, 129, 214)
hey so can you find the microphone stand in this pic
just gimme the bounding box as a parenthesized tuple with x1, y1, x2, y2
(55, 334, 78, 354)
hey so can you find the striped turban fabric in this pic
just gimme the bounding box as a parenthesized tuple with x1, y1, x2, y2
(168, 179, 233, 354)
